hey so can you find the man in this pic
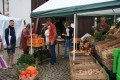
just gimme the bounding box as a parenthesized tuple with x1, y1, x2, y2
(46, 18, 57, 65)
(20, 23, 30, 54)
(63, 22, 73, 58)
(96, 16, 110, 35)
(5, 20, 16, 68)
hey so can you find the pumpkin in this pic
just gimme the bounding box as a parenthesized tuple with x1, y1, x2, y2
(26, 66, 37, 74)
(26, 74, 31, 78)
(26, 70, 31, 74)
(20, 71, 26, 75)
(21, 75, 27, 79)
(31, 73, 37, 77)
(20, 66, 38, 78)
(33, 71, 38, 75)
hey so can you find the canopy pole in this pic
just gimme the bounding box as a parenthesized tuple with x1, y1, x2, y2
(30, 23, 32, 54)
(112, 9, 116, 26)
(114, 15, 116, 26)
(2, 0, 5, 15)
(76, 15, 78, 50)
(35, 18, 39, 33)
(73, 14, 77, 60)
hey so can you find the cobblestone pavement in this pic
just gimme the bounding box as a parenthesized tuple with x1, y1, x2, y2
(0, 44, 71, 80)
(39, 57, 70, 80)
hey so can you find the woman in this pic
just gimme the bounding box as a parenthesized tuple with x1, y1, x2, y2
(20, 24, 30, 54)
(45, 25, 50, 49)
(63, 22, 73, 58)
(41, 23, 48, 49)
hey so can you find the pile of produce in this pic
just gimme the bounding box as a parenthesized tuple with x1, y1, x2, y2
(71, 63, 107, 79)
(95, 28, 120, 71)
(16, 63, 39, 80)
(102, 59, 113, 71)
(19, 66, 38, 79)
(94, 32, 106, 41)
(79, 40, 95, 55)
(17, 54, 35, 65)
(75, 68, 104, 76)
(96, 38, 120, 52)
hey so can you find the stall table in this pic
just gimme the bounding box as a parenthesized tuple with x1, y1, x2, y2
(56, 39, 65, 55)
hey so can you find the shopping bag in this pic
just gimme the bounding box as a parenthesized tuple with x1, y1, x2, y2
(9, 28, 11, 43)
(0, 54, 8, 69)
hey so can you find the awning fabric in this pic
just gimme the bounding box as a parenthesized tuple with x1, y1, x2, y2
(31, 0, 120, 18)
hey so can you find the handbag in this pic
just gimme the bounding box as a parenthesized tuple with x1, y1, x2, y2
(8, 28, 11, 44)
(54, 40, 57, 45)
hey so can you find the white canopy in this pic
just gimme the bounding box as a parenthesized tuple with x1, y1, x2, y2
(33, 0, 113, 13)
(31, 0, 120, 18)
(77, 8, 120, 16)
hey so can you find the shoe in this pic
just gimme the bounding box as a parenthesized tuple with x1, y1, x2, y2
(46, 63, 54, 67)
(63, 56, 69, 59)
(8, 66, 13, 69)
(54, 62, 57, 65)
(2, 68, 7, 70)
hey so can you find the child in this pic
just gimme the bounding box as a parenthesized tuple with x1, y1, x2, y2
(0, 35, 8, 69)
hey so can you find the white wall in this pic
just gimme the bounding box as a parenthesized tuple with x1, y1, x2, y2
(9, 0, 31, 23)
(0, 0, 3, 14)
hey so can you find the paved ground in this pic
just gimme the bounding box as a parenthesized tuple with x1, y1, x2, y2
(0, 44, 71, 80)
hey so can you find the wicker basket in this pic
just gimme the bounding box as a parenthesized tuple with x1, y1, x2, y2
(19, 75, 37, 80)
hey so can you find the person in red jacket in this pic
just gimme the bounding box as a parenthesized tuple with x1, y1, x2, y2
(20, 24, 30, 54)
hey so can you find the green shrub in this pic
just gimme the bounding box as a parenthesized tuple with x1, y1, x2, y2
(17, 54, 35, 65)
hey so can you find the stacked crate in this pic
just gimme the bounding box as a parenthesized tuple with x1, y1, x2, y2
(27, 38, 44, 47)
(69, 53, 108, 80)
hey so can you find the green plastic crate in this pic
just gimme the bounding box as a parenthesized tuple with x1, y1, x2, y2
(113, 48, 120, 73)
(117, 54, 120, 75)
(117, 74, 120, 80)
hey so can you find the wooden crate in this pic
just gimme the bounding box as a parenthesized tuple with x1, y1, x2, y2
(69, 52, 108, 80)
(69, 53, 94, 61)
(98, 43, 120, 60)
(102, 59, 113, 71)
(69, 54, 98, 80)
(70, 50, 91, 56)
(70, 62, 107, 80)
(95, 38, 120, 52)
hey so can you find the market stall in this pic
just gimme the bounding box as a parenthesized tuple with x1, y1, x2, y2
(31, 0, 120, 80)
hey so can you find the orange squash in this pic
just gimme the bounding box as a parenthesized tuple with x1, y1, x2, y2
(31, 73, 37, 77)
(26, 66, 37, 74)
(21, 75, 27, 79)
(26, 73, 31, 78)
(33, 71, 38, 75)
(20, 71, 26, 75)
(26, 69, 31, 74)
